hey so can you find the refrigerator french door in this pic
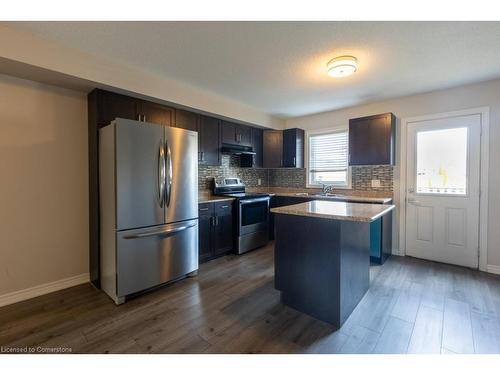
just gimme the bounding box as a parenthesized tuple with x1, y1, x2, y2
(99, 118, 198, 304)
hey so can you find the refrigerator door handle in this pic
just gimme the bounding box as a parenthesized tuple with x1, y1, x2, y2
(157, 140, 166, 208)
(123, 221, 196, 239)
(165, 140, 173, 207)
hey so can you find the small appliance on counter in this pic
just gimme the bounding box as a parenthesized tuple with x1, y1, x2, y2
(99, 118, 199, 304)
(213, 177, 270, 254)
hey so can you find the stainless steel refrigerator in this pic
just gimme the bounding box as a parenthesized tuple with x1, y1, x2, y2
(99, 118, 198, 304)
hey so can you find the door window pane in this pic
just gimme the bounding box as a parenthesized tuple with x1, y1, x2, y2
(416, 127, 468, 195)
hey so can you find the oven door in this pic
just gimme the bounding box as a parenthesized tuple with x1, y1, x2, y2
(238, 197, 270, 235)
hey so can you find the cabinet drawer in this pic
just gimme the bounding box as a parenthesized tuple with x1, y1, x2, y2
(215, 201, 232, 216)
(198, 203, 214, 217)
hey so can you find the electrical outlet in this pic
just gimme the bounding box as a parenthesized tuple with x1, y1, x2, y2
(371, 179, 381, 188)
(257, 178, 262, 186)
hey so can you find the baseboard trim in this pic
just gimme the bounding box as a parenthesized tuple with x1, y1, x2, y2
(0, 273, 90, 308)
(487, 265, 500, 275)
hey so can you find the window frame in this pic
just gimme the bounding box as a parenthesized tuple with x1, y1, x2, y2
(305, 126, 352, 189)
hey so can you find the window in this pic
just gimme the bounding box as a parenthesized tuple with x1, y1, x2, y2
(416, 127, 468, 195)
(307, 129, 350, 187)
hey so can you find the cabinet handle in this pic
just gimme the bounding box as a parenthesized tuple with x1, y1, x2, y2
(293, 156, 296, 167)
(215, 216, 219, 226)
(200, 151, 205, 161)
(220, 205, 229, 209)
(199, 207, 209, 211)
(137, 114, 141, 121)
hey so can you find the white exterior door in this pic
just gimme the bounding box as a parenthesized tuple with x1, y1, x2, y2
(405, 114, 481, 268)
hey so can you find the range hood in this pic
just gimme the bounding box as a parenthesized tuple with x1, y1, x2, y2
(220, 143, 256, 155)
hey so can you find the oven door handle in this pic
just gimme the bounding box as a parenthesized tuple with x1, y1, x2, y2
(239, 197, 270, 205)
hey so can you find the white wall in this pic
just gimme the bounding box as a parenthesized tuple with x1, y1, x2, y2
(0, 74, 89, 297)
(286, 78, 500, 268)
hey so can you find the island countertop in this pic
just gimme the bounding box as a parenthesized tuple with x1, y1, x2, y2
(270, 200, 395, 222)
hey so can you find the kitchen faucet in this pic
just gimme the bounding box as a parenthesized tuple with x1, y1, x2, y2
(322, 184, 335, 194)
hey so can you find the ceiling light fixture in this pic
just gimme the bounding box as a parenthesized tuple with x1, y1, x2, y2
(327, 55, 358, 77)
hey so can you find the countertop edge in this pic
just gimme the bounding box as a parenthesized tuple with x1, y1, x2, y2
(198, 196, 235, 204)
(271, 203, 395, 223)
(265, 192, 392, 204)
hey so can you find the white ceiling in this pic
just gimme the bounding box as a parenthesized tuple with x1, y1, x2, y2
(6, 21, 500, 118)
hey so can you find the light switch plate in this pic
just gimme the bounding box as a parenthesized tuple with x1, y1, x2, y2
(371, 179, 381, 188)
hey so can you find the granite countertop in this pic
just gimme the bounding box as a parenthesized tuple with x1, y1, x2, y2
(270, 200, 395, 222)
(270, 191, 392, 204)
(247, 187, 392, 204)
(198, 191, 235, 204)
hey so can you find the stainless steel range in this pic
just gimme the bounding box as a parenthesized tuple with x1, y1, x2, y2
(213, 178, 270, 254)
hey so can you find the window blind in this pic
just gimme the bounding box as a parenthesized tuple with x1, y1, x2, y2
(308, 130, 349, 185)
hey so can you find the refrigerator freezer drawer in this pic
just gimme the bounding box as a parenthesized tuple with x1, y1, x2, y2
(116, 219, 198, 297)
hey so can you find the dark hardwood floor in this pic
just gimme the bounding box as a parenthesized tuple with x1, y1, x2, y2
(1, 244, 500, 354)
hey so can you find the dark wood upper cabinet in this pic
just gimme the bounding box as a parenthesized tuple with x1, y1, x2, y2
(263, 128, 304, 168)
(199, 115, 221, 166)
(136, 100, 174, 127)
(221, 121, 237, 144)
(349, 113, 396, 166)
(238, 125, 252, 147)
(251, 127, 263, 168)
(174, 109, 199, 132)
(96, 90, 137, 126)
(221, 121, 252, 147)
(263, 130, 283, 168)
(282, 128, 305, 168)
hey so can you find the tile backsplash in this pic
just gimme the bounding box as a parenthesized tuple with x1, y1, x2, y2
(199, 154, 393, 192)
(351, 166, 393, 191)
(198, 155, 268, 190)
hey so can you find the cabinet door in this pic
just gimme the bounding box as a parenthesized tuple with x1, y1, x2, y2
(221, 121, 237, 144)
(263, 130, 283, 168)
(198, 215, 213, 262)
(251, 127, 263, 168)
(199, 115, 221, 166)
(198, 203, 214, 263)
(237, 124, 252, 147)
(221, 121, 252, 147)
(138, 101, 174, 127)
(282, 128, 305, 168)
(213, 202, 233, 255)
(97, 90, 137, 126)
(175, 109, 198, 132)
(349, 113, 395, 165)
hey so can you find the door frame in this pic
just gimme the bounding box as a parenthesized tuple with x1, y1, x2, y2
(398, 107, 489, 271)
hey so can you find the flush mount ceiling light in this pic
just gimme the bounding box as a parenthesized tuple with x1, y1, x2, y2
(327, 55, 358, 77)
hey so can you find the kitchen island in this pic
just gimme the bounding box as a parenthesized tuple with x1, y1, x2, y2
(272, 200, 395, 327)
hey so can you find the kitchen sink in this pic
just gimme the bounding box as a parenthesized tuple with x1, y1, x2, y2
(294, 192, 345, 198)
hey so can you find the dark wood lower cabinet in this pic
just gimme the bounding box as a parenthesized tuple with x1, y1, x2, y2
(198, 201, 234, 263)
(198, 214, 214, 263)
